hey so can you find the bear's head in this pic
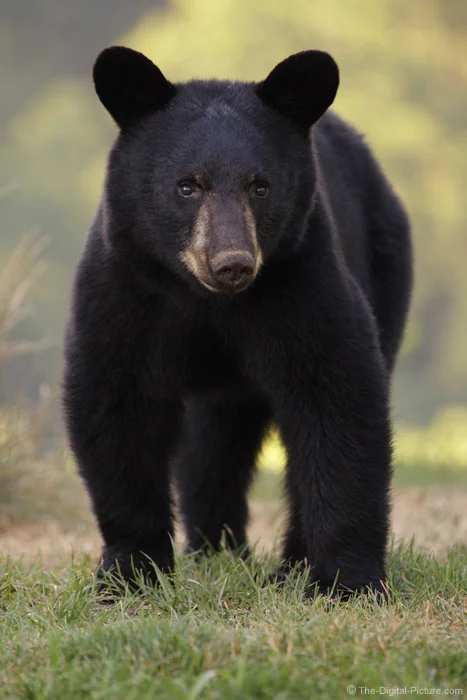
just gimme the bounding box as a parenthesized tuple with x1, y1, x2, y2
(93, 47, 339, 295)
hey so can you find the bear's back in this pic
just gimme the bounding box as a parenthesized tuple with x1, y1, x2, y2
(312, 110, 409, 305)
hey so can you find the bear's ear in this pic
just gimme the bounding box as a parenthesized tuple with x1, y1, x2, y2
(256, 51, 339, 131)
(93, 46, 176, 129)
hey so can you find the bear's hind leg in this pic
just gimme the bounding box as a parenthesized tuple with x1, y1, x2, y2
(175, 391, 271, 554)
(368, 185, 413, 374)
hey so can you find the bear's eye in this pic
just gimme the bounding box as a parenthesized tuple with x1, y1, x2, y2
(249, 181, 269, 199)
(177, 181, 199, 198)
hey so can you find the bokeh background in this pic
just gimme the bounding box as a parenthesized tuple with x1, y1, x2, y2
(1, 0, 466, 559)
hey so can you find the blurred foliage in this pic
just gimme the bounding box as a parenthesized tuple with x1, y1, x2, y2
(0, 236, 85, 524)
(1, 0, 466, 425)
(0, 402, 90, 525)
(0, 232, 54, 402)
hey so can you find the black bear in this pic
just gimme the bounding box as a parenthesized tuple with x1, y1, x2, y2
(63, 46, 412, 596)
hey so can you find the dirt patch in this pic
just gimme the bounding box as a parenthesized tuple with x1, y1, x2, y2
(0, 520, 99, 569)
(249, 487, 467, 556)
(391, 487, 467, 554)
(1, 487, 466, 567)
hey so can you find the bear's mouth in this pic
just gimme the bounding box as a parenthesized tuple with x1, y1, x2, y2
(196, 273, 256, 295)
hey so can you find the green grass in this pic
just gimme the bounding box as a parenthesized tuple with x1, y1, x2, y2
(1, 542, 466, 699)
(251, 464, 467, 503)
(393, 463, 467, 488)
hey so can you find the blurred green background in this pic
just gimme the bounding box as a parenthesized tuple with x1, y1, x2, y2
(1, 0, 466, 430)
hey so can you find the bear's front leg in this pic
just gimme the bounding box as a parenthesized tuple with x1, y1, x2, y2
(63, 279, 183, 590)
(66, 374, 181, 588)
(65, 369, 181, 589)
(258, 291, 392, 597)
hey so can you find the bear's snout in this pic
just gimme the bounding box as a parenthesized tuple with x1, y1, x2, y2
(180, 197, 262, 294)
(210, 250, 255, 292)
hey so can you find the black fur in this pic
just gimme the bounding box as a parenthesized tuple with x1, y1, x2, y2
(63, 47, 412, 596)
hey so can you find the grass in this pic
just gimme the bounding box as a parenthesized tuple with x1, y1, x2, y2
(1, 413, 466, 700)
(257, 418, 467, 489)
(1, 542, 466, 699)
(251, 463, 467, 502)
(1, 419, 466, 699)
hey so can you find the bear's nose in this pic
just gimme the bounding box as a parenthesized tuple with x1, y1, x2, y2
(211, 251, 255, 290)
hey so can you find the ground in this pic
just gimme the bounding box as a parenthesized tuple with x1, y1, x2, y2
(1, 469, 466, 698)
(1, 484, 467, 566)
